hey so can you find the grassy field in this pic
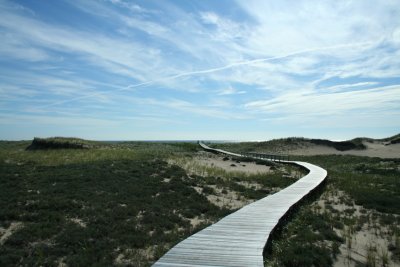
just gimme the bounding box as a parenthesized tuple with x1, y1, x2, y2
(0, 139, 300, 266)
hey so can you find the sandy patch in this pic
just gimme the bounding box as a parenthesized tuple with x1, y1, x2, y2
(174, 152, 291, 211)
(206, 192, 252, 210)
(170, 152, 273, 177)
(315, 189, 400, 267)
(333, 225, 397, 267)
(0, 222, 23, 245)
(237, 181, 263, 190)
(57, 257, 67, 267)
(194, 185, 253, 210)
(114, 246, 159, 266)
(195, 153, 272, 174)
(68, 218, 87, 228)
(189, 216, 205, 228)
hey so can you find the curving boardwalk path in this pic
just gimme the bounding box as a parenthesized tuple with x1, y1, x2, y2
(153, 142, 327, 267)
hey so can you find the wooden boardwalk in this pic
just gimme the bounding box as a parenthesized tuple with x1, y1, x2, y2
(153, 142, 327, 267)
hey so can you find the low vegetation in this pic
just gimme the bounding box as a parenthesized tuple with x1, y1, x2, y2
(303, 155, 400, 214)
(0, 139, 297, 266)
(264, 154, 400, 266)
(2, 137, 399, 267)
(265, 203, 344, 267)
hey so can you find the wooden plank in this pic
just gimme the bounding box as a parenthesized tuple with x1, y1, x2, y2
(153, 142, 327, 267)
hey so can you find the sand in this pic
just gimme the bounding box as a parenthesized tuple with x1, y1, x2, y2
(186, 151, 273, 175)
(169, 152, 280, 212)
(315, 189, 400, 267)
(0, 222, 23, 245)
(68, 217, 87, 228)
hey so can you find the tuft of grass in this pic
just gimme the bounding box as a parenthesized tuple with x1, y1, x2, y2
(366, 243, 377, 267)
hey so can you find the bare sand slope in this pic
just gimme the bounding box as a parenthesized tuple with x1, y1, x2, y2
(289, 141, 400, 158)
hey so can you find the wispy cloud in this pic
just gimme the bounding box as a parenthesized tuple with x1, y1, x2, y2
(245, 85, 400, 118)
(320, 82, 379, 92)
(0, 5, 171, 82)
(0, 0, 399, 140)
(122, 96, 248, 120)
(24, 39, 375, 109)
(217, 86, 246, 96)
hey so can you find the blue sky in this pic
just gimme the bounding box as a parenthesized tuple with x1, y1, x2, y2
(0, 0, 399, 141)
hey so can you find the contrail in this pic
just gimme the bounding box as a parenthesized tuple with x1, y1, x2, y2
(151, 41, 372, 81)
(41, 41, 372, 108)
(41, 80, 155, 108)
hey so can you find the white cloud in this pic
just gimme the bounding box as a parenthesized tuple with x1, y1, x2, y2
(217, 86, 246, 95)
(237, 1, 400, 56)
(200, 12, 219, 25)
(107, 0, 158, 14)
(393, 27, 400, 43)
(0, 5, 173, 82)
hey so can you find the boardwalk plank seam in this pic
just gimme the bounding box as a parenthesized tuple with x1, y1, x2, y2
(153, 142, 327, 267)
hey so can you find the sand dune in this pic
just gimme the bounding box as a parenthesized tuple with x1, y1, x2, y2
(289, 141, 400, 158)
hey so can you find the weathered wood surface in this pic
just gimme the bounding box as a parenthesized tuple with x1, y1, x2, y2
(153, 142, 327, 267)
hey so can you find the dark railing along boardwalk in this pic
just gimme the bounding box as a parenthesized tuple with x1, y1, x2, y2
(153, 142, 327, 267)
